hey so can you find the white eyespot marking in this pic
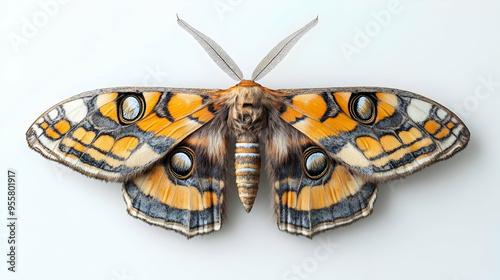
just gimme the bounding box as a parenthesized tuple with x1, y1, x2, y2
(354, 96, 374, 121)
(63, 99, 88, 123)
(305, 151, 328, 178)
(407, 99, 432, 123)
(436, 109, 448, 120)
(121, 96, 141, 121)
(48, 109, 59, 120)
(170, 152, 192, 176)
(168, 148, 195, 179)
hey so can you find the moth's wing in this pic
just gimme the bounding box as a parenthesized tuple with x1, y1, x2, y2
(276, 87, 470, 181)
(26, 87, 220, 181)
(123, 126, 227, 237)
(266, 131, 377, 237)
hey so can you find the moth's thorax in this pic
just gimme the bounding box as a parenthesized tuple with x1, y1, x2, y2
(223, 80, 271, 136)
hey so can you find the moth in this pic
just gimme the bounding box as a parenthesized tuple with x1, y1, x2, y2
(26, 17, 469, 238)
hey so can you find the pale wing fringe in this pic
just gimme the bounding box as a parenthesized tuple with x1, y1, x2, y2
(251, 17, 318, 81)
(177, 17, 243, 81)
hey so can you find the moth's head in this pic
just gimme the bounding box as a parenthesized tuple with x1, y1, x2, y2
(237, 80, 260, 87)
(231, 80, 265, 111)
(227, 79, 283, 111)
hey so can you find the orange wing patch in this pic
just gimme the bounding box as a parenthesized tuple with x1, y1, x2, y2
(45, 127, 61, 140)
(42, 120, 72, 140)
(424, 120, 441, 134)
(110, 136, 140, 158)
(61, 137, 86, 153)
(93, 135, 114, 152)
(434, 127, 450, 139)
(292, 94, 327, 120)
(97, 93, 120, 123)
(409, 137, 433, 152)
(156, 117, 203, 139)
(424, 119, 452, 139)
(142, 92, 162, 116)
(282, 191, 297, 208)
(398, 127, 423, 145)
(333, 92, 351, 114)
(191, 107, 215, 123)
(280, 105, 304, 123)
(374, 92, 397, 122)
(72, 127, 96, 145)
(54, 120, 71, 135)
(167, 93, 203, 120)
(323, 113, 358, 133)
(356, 136, 384, 158)
(280, 105, 342, 140)
(136, 113, 172, 133)
(380, 135, 402, 152)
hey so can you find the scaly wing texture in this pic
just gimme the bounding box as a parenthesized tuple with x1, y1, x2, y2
(26, 87, 219, 181)
(277, 87, 470, 181)
(123, 127, 227, 237)
(267, 133, 377, 237)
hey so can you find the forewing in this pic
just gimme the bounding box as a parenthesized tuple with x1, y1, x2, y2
(267, 132, 377, 238)
(123, 126, 227, 237)
(277, 87, 470, 181)
(26, 87, 219, 181)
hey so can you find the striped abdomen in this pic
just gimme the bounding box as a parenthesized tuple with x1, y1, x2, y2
(235, 135, 260, 213)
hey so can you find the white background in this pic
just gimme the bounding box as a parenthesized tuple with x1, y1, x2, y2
(1, 1, 499, 279)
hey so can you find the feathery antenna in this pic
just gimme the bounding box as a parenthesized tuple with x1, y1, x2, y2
(177, 16, 243, 81)
(251, 17, 318, 81)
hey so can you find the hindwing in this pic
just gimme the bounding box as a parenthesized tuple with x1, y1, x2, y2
(123, 126, 227, 237)
(277, 87, 470, 181)
(26, 87, 220, 181)
(267, 132, 377, 237)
